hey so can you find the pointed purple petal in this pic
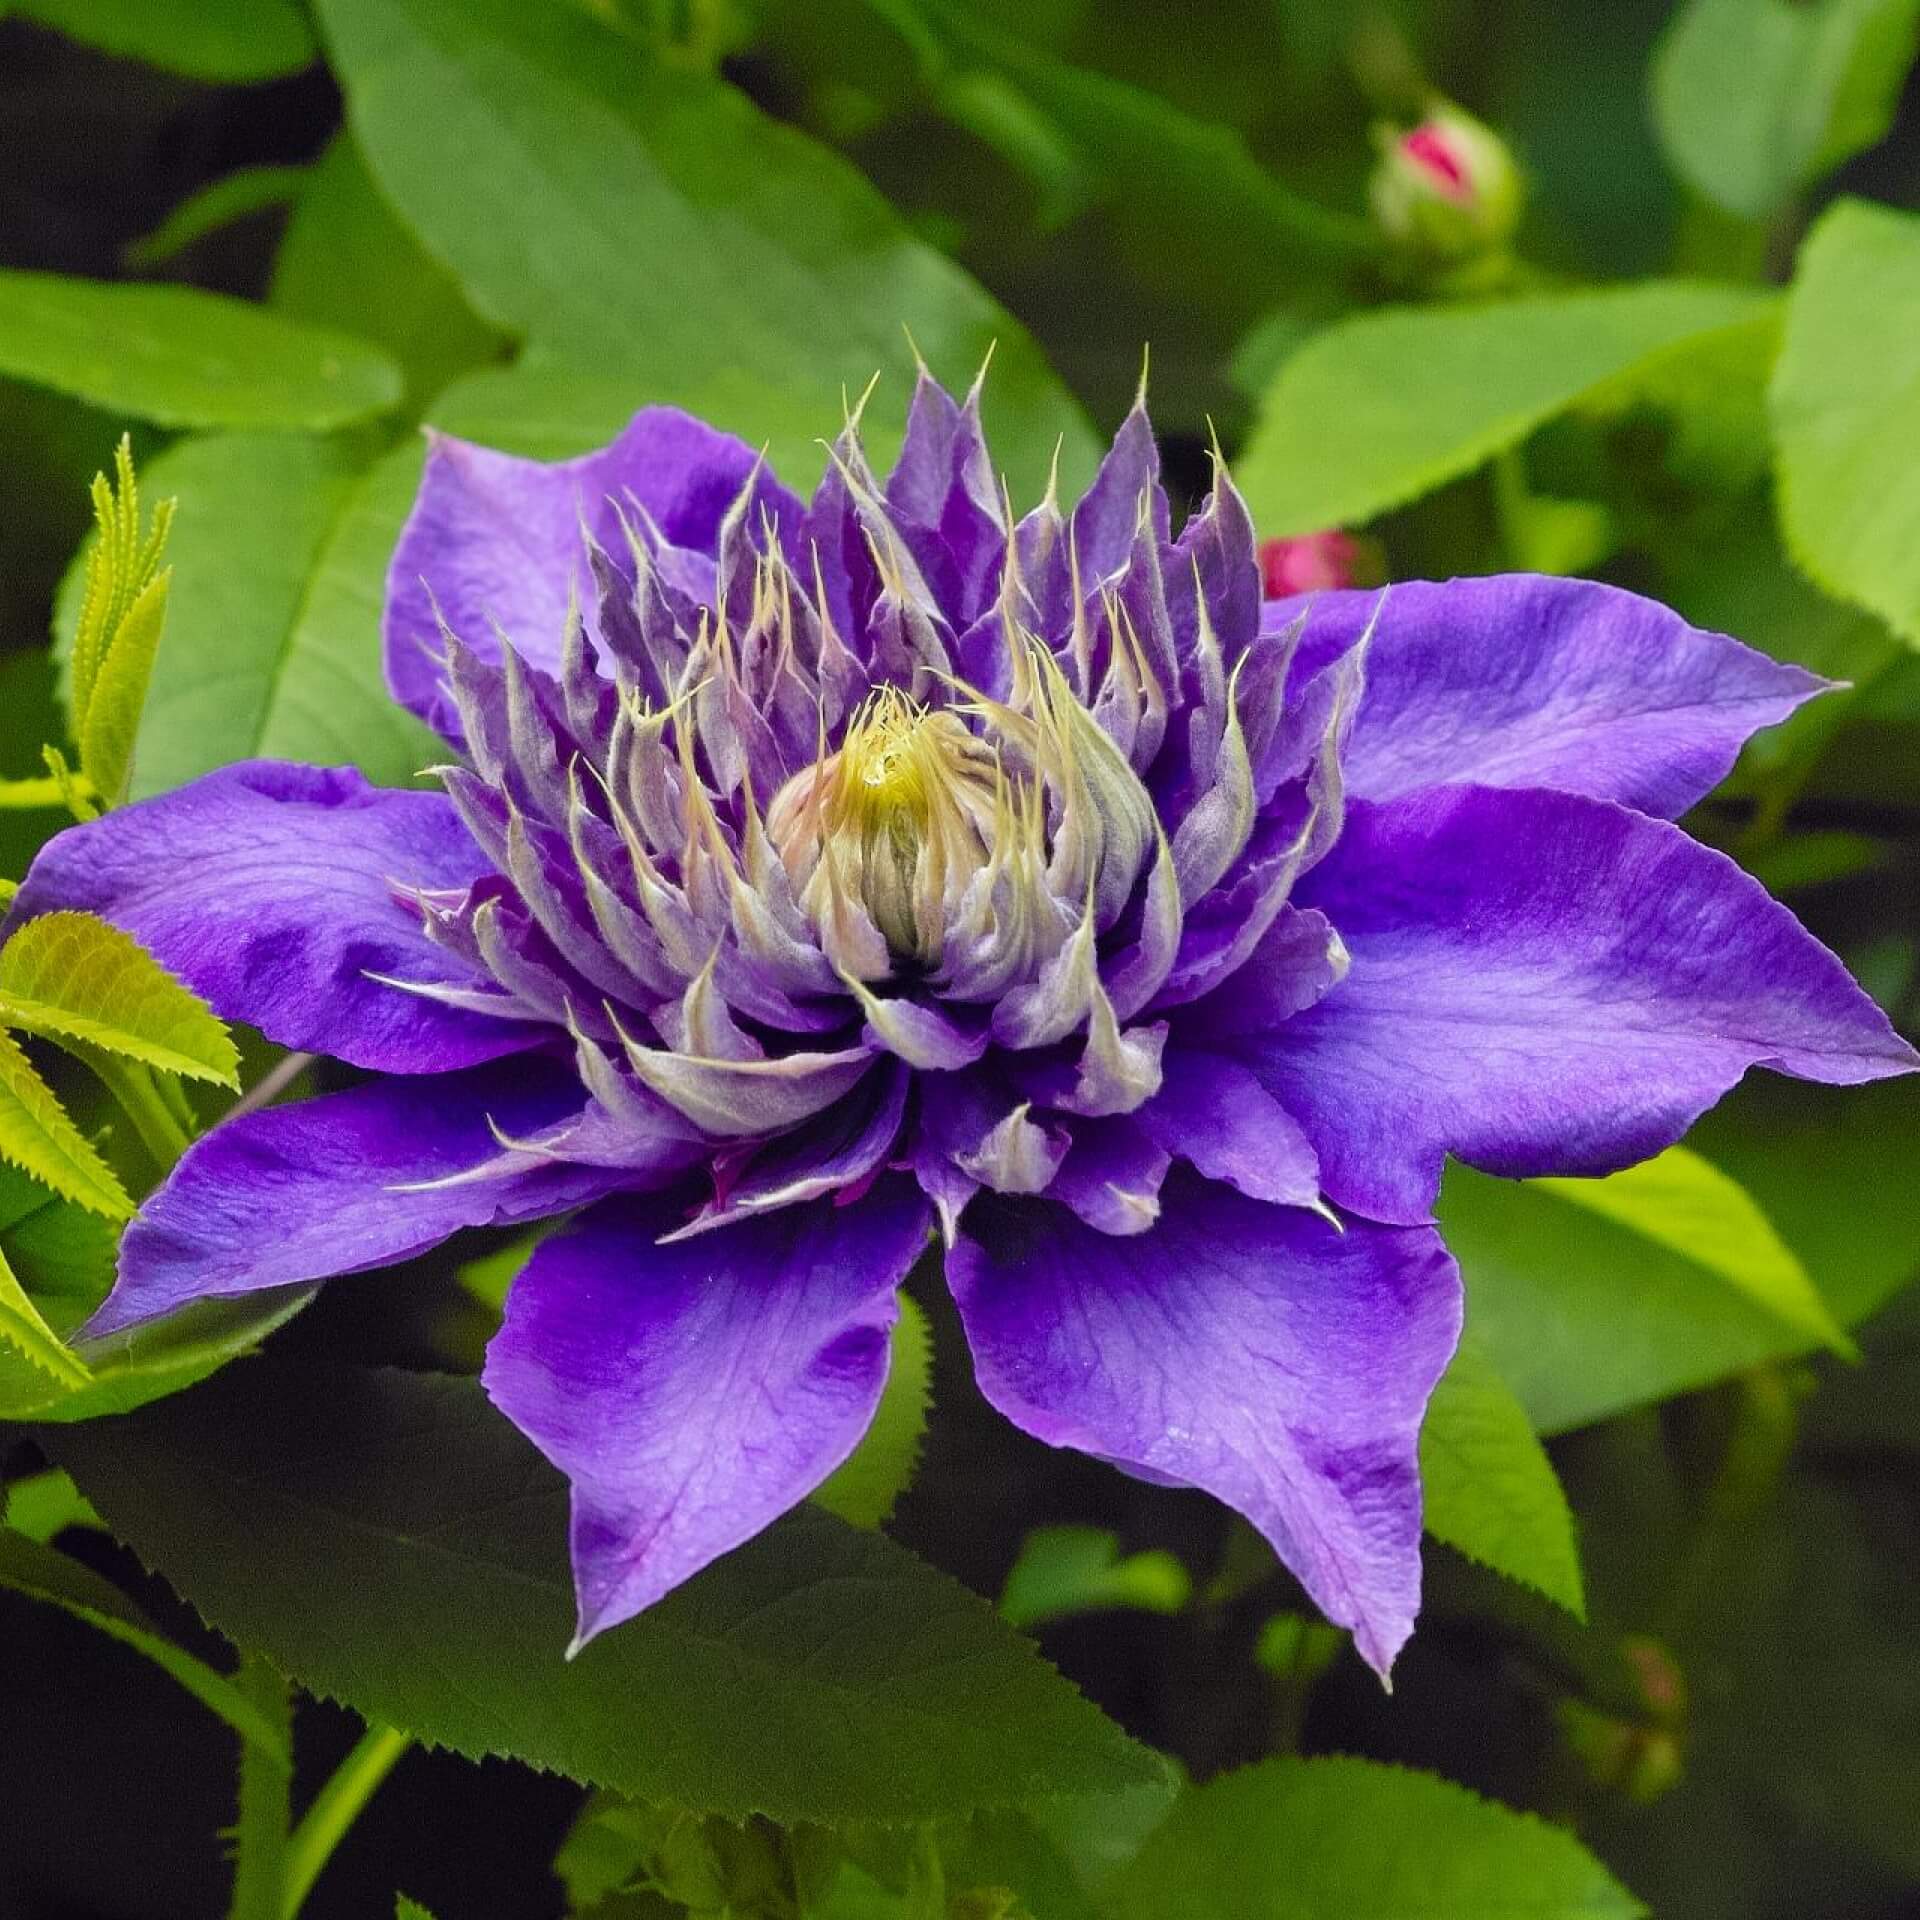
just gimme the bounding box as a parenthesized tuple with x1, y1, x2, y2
(484, 1179, 932, 1645)
(385, 410, 801, 739)
(6, 760, 539, 1072)
(950, 1174, 1461, 1675)
(1261, 786, 1920, 1223)
(1138, 1048, 1322, 1209)
(92, 1058, 620, 1336)
(1266, 575, 1823, 819)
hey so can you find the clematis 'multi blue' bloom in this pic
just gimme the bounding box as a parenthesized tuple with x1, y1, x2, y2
(18, 373, 1914, 1675)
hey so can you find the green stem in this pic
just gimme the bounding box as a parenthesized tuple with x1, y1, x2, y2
(85, 1050, 194, 1168)
(280, 1724, 412, 1919)
(227, 1655, 294, 1920)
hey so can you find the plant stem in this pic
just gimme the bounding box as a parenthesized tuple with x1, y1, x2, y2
(280, 1724, 412, 1918)
(85, 1049, 194, 1168)
(226, 1655, 294, 1920)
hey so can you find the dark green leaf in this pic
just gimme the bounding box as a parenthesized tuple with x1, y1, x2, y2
(1106, 1757, 1644, 1919)
(0, 270, 402, 432)
(47, 1361, 1160, 1821)
(310, 0, 1094, 498)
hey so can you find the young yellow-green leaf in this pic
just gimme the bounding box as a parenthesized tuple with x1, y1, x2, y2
(0, 269, 402, 432)
(1533, 1145, 1853, 1359)
(1420, 1336, 1584, 1618)
(813, 1291, 933, 1530)
(0, 1528, 292, 1763)
(0, 1244, 91, 1391)
(1239, 282, 1775, 536)
(1773, 198, 1920, 647)
(71, 434, 173, 737)
(0, 911, 240, 1089)
(1651, 0, 1920, 221)
(3, 1468, 104, 1544)
(1106, 1758, 1644, 1920)
(395, 1900, 436, 1920)
(0, 1029, 133, 1220)
(999, 1527, 1191, 1631)
(78, 565, 170, 805)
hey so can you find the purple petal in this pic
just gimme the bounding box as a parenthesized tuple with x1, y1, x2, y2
(92, 1058, 621, 1336)
(385, 410, 801, 739)
(1267, 575, 1823, 818)
(949, 1173, 1462, 1674)
(1138, 1048, 1322, 1209)
(1261, 786, 1920, 1224)
(6, 760, 538, 1073)
(483, 1178, 933, 1646)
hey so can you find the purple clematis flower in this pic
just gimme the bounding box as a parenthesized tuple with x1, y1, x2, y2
(15, 374, 1913, 1676)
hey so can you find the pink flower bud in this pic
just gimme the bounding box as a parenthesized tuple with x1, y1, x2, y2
(1258, 530, 1376, 600)
(1369, 102, 1522, 262)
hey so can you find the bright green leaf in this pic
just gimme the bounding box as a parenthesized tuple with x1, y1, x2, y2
(1534, 1146, 1854, 1358)
(1773, 197, 1920, 647)
(1420, 1335, 1585, 1617)
(396, 1900, 436, 1920)
(49, 1362, 1160, 1822)
(814, 1292, 933, 1530)
(999, 1527, 1191, 1631)
(0, 1244, 91, 1390)
(0, 1529, 292, 1761)
(1106, 1757, 1644, 1920)
(0, 269, 402, 432)
(310, 0, 1095, 500)
(0, 1029, 132, 1220)
(125, 165, 310, 271)
(0, 911, 241, 1088)
(1651, 0, 1920, 220)
(55, 433, 437, 797)
(3, 1467, 103, 1544)
(77, 566, 169, 804)
(8, 0, 316, 80)
(1239, 282, 1775, 536)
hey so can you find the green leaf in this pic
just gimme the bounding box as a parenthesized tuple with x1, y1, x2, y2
(1533, 1145, 1854, 1359)
(1105, 1757, 1644, 1920)
(396, 1900, 436, 1920)
(1238, 282, 1775, 536)
(1419, 1336, 1585, 1617)
(814, 1292, 933, 1530)
(56, 433, 437, 798)
(0, 911, 241, 1088)
(2, 1467, 103, 1543)
(1651, 0, 1920, 220)
(77, 566, 169, 803)
(124, 165, 310, 271)
(309, 0, 1095, 499)
(1772, 197, 1920, 647)
(270, 134, 508, 410)
(0, 1528, 292, 1761)
(47, 1361, 1160, 1822)
(69, 433, 172, 748)
(999, 1527, 1191, 1631)
(0, 269, 402, 432)
(0, 1244, 91, 1390)
(7, 0, 316, 80)
(0, 1029, 132, 1220)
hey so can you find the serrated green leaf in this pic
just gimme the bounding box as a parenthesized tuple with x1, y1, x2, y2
(0, 1244, 91, 1390)
(78, 562, 169, 802)
(1239, 283, 1775, 536)
(1419, 1336, 1585, 1617)
(999, 1528, 1191, 1631)
(814, 1292, 933, 1530)
(1651, 0, 1920, 220)
(47, 1362, 1159, 1822)
(0, 1029, 132, 1220)
(396, 1900, 436, 1920)
(1535, 1146, 1853, 1359)
(0, 269, 401, 432)
(54, 432, 438, 797)
(310, 0, 1094, 499)
(8, 0, 316, 80)
(0, 911, 240, 1088)
(0, 1528, 292, 1761)
(1105, 1757, 1644, 1919)
(1773, 197, 1920, 647)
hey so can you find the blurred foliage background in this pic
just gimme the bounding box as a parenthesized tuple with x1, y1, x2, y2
(1, 2, 1918, 1916)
